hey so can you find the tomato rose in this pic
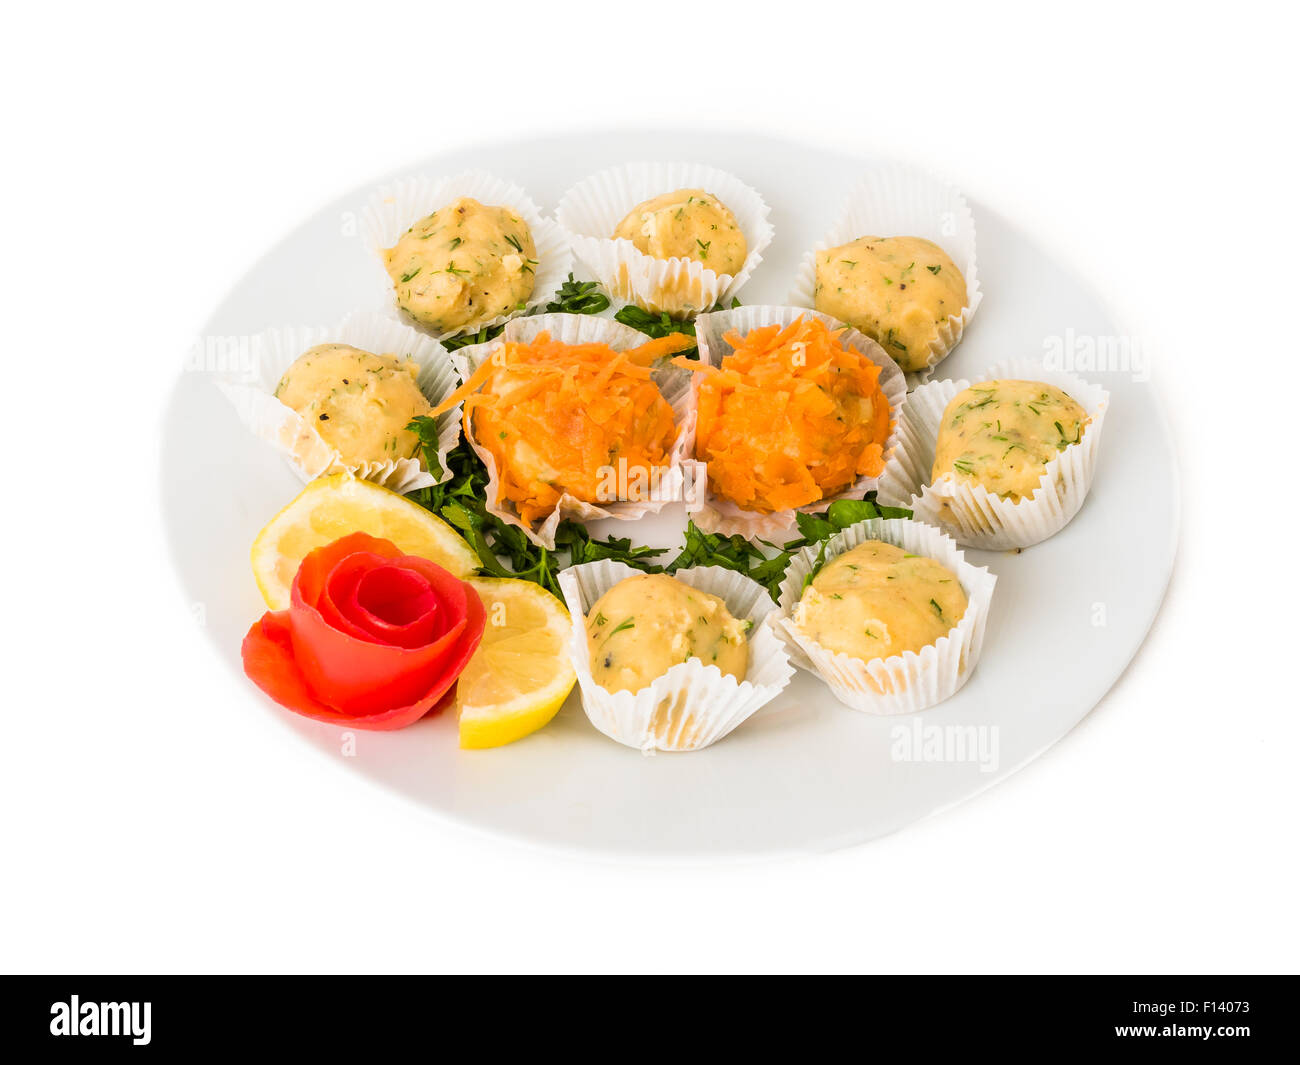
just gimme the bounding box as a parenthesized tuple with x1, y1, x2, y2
(242, 532, 485, 730)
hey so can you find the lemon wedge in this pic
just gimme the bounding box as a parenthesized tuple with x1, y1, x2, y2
(251, 473, 479, 610)
(457, 578, 577, 749)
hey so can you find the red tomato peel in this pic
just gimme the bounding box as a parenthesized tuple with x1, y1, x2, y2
(241, 531, 485, 730)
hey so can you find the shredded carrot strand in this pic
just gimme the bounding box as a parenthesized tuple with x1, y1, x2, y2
(625, 333, 696, 364)
(431, 354, 498, 417)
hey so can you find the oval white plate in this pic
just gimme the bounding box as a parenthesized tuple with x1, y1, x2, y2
(161, 130, 1178, 858)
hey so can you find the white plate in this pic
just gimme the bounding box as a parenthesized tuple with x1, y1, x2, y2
(161, 130, 1179, 858)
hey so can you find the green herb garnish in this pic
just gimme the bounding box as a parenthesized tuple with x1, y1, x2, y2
(613, 298, 741, 359)
(546, 274, 611, 315)
(662, 494, 911, 599)
(613, 306, 701, 358)
(406, 440, 667, 598)
(405, 414, 444, 480)
(442, 324, 505, 351)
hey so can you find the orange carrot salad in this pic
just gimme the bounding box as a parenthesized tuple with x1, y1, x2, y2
(675, 317, 892, 514)
(433, 331, 695, 523)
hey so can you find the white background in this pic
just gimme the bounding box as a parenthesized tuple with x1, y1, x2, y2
(3, 1, 1296, 973)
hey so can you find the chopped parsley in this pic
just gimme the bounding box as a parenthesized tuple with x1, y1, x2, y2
(613, 297, 740, 359)
(405, 414, 444, 480)
(546, 274, 611, 315)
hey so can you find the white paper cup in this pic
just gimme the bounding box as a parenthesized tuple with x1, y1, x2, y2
(449, 313, 697, 549)
(215, 310, 462, 494)
(771, 517, 996, 715)
(555, 162, 773, 317)
(788, 161, 981, 385)
(360, 170, 573, 340)
(558, 561, 795, 752)
(688, 305, 909, 540)
(877, 359, 1109, 550)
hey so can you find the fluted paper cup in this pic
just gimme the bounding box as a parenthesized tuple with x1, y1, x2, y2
(789, 161, 981, 385)
(449, 313, 697, 549)
(688, 305, 909, 539)
(558, 561, 794, 752)
(360, 170, 572, 341)
(772, 518, 996, 715)
(877, 359, 1109, 550)
(556, 162, 773, 317)
(215, 310, 461, 494)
